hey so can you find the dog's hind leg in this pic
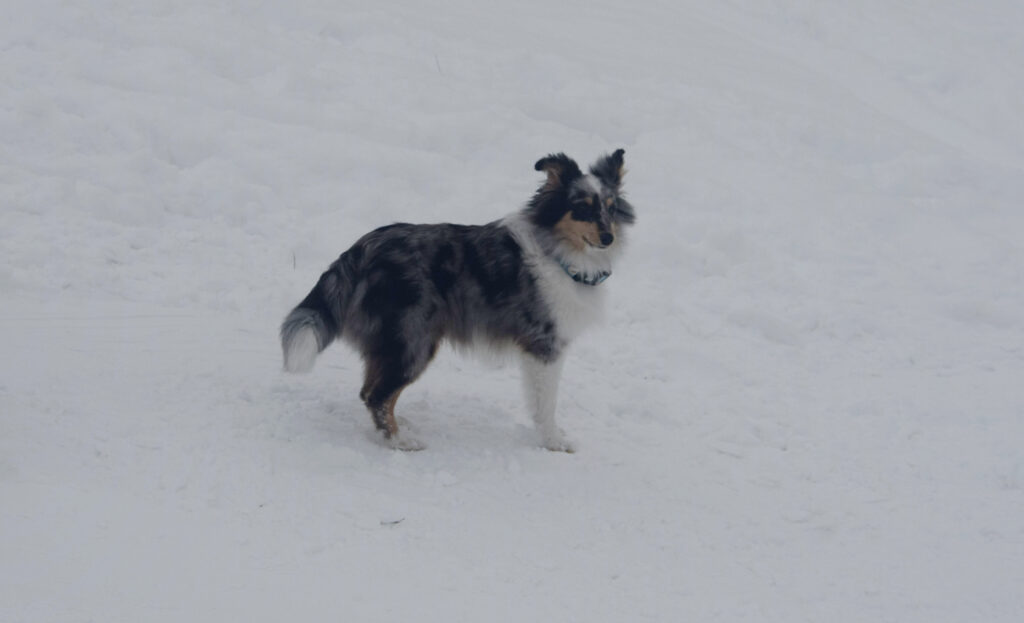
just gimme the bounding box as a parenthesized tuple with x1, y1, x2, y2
(360, 340, 438, 451)
(375, 388, 425, 452)
(361, 368, 423, 451)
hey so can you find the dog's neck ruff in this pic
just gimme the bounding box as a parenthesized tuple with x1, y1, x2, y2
(558, 259, 610, 286)
(500, 212, 617, 287)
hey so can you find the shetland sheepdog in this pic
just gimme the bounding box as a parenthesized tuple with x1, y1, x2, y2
(280, 150, 635, 451)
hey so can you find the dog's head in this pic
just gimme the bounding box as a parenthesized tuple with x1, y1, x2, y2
(529, 150, 636, 252)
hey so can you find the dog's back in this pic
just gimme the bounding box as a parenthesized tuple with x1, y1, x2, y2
(282, 220, 561, 368)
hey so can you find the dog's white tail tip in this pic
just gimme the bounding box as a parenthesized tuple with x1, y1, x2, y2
(283, 326, 319, 373)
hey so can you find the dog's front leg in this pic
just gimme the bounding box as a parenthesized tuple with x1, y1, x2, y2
(521, 354, 574, 453)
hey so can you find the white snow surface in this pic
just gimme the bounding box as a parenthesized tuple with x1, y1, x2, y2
(3, 1, 1024, 621)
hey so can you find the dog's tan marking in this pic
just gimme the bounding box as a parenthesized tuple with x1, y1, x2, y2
(554, 211, 600, 251)
(543, 169, 560, 189)
(537, 160, 568, 190)
(380, 388, 403, 437)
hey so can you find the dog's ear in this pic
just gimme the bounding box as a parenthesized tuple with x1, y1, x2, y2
(589, 148, 626, 190)
(534, 153, 582, 189)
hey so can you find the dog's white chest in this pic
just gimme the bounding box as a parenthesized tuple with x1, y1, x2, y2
(503, 213, 614, 343)
(534, 261, 607, 343)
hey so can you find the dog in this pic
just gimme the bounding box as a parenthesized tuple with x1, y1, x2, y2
(280, 150, 635, 451)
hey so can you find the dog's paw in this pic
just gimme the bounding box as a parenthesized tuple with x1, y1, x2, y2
(541, 434, 576, 454)
(386, 433, 427, 452)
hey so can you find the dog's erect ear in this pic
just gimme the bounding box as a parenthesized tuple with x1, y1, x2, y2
(534, 153, 582, 189)
(589, 148, 626, 189)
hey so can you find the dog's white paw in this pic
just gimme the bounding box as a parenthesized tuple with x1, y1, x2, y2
(386, 434, 426, 452)
(541, 433, 576, 454)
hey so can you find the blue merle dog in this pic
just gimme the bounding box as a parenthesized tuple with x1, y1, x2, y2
(280, 150, 635, 451)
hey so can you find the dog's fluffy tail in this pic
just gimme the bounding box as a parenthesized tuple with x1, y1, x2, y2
(280, 307, 330, 373)
(280, 255, 353, 373)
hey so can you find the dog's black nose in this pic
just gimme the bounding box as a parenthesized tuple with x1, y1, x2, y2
(599, 232, 614, 247)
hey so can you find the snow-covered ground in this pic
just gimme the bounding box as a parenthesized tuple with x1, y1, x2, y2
(3, 1, 1023, 620)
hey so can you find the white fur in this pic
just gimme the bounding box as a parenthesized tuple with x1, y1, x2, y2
(283, 326, 319, 373)
(448, 330, 522, 366)
(574, 173, 601, 196)
(521, 353, 572, 452)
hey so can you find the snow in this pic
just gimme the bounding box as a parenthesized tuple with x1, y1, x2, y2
(3, 1, 1023, 621)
